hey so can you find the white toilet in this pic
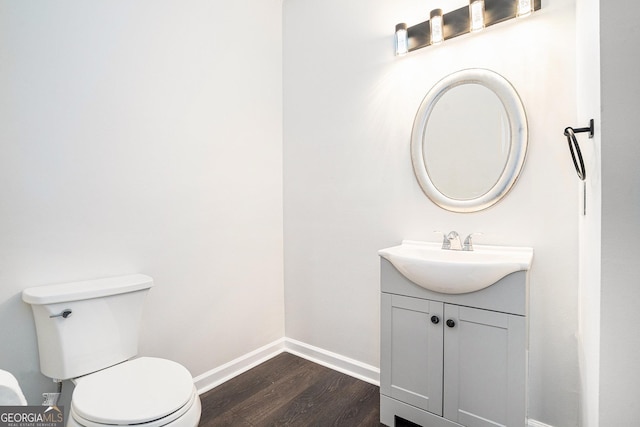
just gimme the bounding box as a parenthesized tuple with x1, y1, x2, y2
(22, 274, 201, 427)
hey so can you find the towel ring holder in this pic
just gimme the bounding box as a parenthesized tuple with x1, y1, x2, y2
(563, 119, 594, 181)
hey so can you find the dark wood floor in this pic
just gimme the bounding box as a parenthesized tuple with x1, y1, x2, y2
(199, 352, 384, 426)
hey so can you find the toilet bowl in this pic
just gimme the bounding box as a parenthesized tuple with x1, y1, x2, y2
(0, 369, 27, 405)
(22, 274, 201, 427)
(67, 358, 201, 427)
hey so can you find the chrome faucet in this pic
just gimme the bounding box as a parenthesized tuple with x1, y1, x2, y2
(463, 232, 482, 251)
(442, 231, 463, 251)
(437, 231, 482, 251)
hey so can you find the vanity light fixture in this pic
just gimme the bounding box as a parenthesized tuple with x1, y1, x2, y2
(430, 9, 444, 45)
(394, 0, 541, 55)
(395, 23, 408, 56)
(469, 0, 485, 32)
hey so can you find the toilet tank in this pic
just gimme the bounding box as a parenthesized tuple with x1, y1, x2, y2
(22, 274, 153, 380)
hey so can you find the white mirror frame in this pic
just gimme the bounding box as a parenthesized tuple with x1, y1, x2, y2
(411, 68, 528, 213)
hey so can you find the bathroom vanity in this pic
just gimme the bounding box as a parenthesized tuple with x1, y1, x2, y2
(379, 241, 532, 427)
(384, 64, 533, 426)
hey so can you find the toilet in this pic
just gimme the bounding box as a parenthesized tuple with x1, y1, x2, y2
(22, 274, 201, 427)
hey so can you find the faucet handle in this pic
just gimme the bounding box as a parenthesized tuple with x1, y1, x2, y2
(463, 232, 483, 251)
(434, 230, 450, 249)
(446, 231, 463, 250)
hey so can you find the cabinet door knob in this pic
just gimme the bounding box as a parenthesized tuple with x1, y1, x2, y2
(446, 319, 456, 328)
(431, 315, 440, 324)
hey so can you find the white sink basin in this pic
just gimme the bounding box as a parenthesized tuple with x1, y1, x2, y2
(378, 240, 533, 294)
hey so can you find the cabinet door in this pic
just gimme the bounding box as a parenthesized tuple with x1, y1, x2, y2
(443, 305, 526, 427)
(381, 293, 444, 416)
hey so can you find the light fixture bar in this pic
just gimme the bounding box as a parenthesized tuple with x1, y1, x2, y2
(400, 0, 541, 53)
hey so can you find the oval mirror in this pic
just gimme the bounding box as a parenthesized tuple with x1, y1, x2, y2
(411, 69, 528, 212)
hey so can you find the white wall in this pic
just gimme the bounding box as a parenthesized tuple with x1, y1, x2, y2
(576, 0, 601, 425)
(0, 0, 284, 405)
(599, 0, 640, 425)
(283, 0, 580, 425)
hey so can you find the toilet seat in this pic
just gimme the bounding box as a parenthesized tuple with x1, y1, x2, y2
(70, 357, 198, 427)
(70, 391, 198, 427)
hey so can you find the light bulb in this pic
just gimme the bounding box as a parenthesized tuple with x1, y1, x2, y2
(517, 0, 533, 17)
(469, 0, 485, 32)
(395, 23, 408, 56)
(430, 9, 444, 45)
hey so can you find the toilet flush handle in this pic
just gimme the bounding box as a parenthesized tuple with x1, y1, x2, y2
(50, 309, 72, 319)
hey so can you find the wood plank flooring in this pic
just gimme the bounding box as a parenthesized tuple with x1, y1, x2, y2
(199, 352, 383, 426)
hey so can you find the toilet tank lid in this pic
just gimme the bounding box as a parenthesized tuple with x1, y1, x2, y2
(22, 274, 153, 305)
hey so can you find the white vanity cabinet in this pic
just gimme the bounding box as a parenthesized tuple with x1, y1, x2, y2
(380, 258, 527, 427)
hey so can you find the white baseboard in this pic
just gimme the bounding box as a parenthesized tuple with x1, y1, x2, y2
(528, 419, 554, 427)
(193, 337, 286, 394)
(284, 337, 380, 386)
(193, 337, 380, 395)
